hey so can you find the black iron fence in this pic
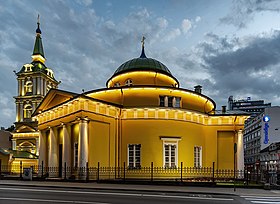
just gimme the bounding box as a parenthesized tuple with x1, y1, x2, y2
(0, 160, 277, 185)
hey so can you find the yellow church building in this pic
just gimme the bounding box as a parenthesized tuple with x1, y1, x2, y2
(33, 36, 249, 179)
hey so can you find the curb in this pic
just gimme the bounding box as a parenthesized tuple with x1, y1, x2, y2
(0, 181, 237, 196)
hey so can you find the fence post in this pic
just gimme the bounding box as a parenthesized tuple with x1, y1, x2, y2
(212, 162, 215, 184)
(123, 162, 126, 182)
(64, 162, 67, 180)
(97, 162, 100, 182)
(86, 162, 89, 182)
(20, 161, 22, 179)
(151, 162, 153, 182)
(41, 161, 44, 178)
(0, 159, 2, 180)
(181, 162, 183, 183)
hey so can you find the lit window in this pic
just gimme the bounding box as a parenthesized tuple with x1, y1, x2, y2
(125, 79, 133, 86)
(128, 144, 141, 169)
(194, 146, 202, 168)
(23, 104, 32, 118)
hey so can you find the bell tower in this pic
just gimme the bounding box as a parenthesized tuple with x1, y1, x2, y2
(12, 16, 59, 163)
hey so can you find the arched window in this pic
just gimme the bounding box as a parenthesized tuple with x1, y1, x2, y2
(125, 79, 133, 86)
(24, 80, 33, 94)
(23, 104, 33, 118)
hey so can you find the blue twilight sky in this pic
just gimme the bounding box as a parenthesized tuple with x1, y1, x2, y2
(1, 0, 280, 128)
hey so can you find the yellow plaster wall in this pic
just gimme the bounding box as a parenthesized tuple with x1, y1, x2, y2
(121, 119, 205, 167)
(88, 88, 214, 114)
(217, 131, 235, 170)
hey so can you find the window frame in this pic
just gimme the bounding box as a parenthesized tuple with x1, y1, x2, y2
(161, 137, 181, 168)
(194, 146, 202, 168)
(127, 144, 141, 169)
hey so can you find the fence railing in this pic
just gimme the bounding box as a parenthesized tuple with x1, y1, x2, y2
(0, 160, 277, 185)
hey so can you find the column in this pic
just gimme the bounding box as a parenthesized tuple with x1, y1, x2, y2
(62, 124, 71, 168)
(237, 130, 244, 171)
(16, 103, 19, 122)
(39, 131, 47, 167)
(48, 128, 58, 177)
(12, 139, 17, 150)
(20, 103, 23, 122)
(35, 137, 39, 156)
(21, 80, 24, 96)
(33, 77, 36, 95)
(78, 118, 89, 169)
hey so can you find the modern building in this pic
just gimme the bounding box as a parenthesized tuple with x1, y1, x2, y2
(11, 16, 59, 168)
(228, 96, 271, 114)
(260, 142, 280, 184)
(32, 36, 249, 179)
(243, 106, 280, 172)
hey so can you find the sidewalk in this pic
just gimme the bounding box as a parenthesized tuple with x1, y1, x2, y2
(0, 180, 279, 197)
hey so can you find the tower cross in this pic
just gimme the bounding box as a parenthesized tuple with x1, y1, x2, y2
(141, 36, 146, 48)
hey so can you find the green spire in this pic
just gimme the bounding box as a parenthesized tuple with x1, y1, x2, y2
(32, 15, 45, 58)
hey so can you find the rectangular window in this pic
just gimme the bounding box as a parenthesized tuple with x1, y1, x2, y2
(175, 97, 181, 108)
(128, 144, 141, 169)
(164, 144, 177, 168)
(194, 146, 202, 168)
(74, 142, 78, 168)
(159, 96, 165, 107)
(168, 97, 173, 107)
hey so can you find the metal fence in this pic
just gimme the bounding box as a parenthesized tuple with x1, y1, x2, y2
(0, 160, 277, 185)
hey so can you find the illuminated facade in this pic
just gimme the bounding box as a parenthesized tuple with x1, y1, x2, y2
(12, 16, 59, 167)
(34, 38, 249, 177)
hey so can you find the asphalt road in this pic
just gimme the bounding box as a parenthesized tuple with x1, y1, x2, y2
(0, 184, 257, 204)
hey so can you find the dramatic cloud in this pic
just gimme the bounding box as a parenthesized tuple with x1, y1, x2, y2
(0, 0, 279, 128)
(221, 0, 280, 28)
(196, 30, 280, 107)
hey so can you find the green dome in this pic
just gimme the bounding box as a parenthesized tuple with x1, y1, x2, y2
(113, 57, 173, 76)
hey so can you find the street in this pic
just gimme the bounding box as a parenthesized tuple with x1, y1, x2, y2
(0, 184, 246, 204)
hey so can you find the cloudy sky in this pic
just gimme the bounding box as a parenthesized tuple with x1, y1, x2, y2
(1, 0, 280, 128)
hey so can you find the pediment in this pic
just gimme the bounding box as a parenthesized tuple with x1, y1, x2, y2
(16, 124, 36, 133)
(33, 89, 78, 115)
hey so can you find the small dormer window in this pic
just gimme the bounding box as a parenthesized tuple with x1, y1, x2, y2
(24, 64, 33, 72)
(46, 68, 54, 78)
(125, 79, 133, 86)
(24, 80, 33, 94)
(114, 82, 120, 87)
